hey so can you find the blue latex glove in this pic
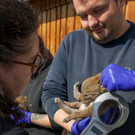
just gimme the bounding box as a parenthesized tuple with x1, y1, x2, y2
(71, 106, 118, 135)
(100, 63, 135, 92)
(71, 117, 91, 135)
(11, 109, 32, 124)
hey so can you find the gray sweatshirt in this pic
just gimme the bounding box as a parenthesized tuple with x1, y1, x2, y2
(42, 21, 135, 135)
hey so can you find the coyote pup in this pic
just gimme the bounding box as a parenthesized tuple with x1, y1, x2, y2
(15, 96, 29, 111)
(55, 73, 115, 123)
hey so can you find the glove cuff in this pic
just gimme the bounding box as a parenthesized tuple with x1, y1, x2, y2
(129, 70, 135, 91)
(71, 121, 80, 135)
(25, 112, 32, 124)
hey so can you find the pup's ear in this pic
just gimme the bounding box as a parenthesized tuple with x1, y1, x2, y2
(94, 73, 101, 83)
(98, 81, 102, 85)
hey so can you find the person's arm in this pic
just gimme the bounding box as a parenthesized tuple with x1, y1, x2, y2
(54, 109, 91, 135)
(41, 39, 86, 134)
(11, 110, 52, 128)
(54, 109, 75, 132)
(41, 39, 69, 129)
(100, 63, 135, 92)
(30, 113, 51, 128)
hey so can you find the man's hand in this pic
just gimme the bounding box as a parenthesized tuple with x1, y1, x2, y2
(11, 109, 32, 124)
(100, 63, 135, 92)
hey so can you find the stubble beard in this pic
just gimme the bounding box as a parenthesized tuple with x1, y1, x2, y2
(86, 22, 123, 44)
(92, 29, 112, 44)
(86, 27, 114, 44)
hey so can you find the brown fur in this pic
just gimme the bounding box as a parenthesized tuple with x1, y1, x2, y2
(55, 73, 115, 123)
(15, 96, 28, 111)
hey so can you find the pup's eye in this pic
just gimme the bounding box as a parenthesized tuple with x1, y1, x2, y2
(98, 81, 102, 85)
(84, 93, 89, 97)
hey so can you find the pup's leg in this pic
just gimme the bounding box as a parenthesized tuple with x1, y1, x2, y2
(55, 98, 79, 115)
(63, 102, 94, 123)
(64, 101, 81, 109)
(73, 82, 81, 100)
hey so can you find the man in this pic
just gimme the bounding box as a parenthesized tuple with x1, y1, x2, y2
(41, 0, 135, 134)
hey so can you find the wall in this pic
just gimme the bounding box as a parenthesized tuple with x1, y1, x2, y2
(30, 0, 81, 56)
(30, 0, 135, 56)
(124, 0, 135, 23)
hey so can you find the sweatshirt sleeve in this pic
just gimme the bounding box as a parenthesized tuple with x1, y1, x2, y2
(41, 38, 68, 128)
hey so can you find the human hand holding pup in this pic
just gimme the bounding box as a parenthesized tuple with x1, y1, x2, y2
(100, 63, 135, 92)
(17, 110, 32, 124)
(11, 109, 51, 128)
(11, 109, 32, 124)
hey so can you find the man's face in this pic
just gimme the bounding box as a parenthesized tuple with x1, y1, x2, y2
(73, 0, 126, 44)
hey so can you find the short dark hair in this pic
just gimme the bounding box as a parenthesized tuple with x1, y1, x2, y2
(0, 0, 39, 66)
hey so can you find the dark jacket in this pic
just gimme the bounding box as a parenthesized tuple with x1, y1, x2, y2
(21, 58, 62, 135)
(22, 58, 51, 113)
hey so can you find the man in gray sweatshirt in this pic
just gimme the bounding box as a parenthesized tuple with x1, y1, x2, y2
(42, 0, 135, 134)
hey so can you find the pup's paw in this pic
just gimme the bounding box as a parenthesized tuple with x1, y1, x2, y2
(74, 81, 79, 88)
(63, 117, 71, 123)
(63, 101, 70, 105)
(54, 98, 61, 104)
